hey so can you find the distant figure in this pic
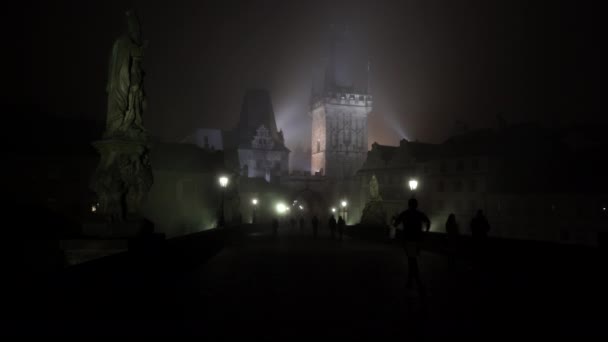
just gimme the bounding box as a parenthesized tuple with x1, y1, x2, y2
(470, 210, 490, 270)
(470, 210, 490, 240)
(446, 213, 459, 237)
(337, 216, 346, 241)
(394, 198, 431, 295)
(445, 213, 459, 267)
(311, 215, 319, 239)
(389, 214, 398, 240)
(299, 217, 305, 232)
(272, 218, 279, 238)
(328, 215, 337, 240)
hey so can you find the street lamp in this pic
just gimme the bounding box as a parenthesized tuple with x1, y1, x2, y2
(251, 198, 258, 224)
(341, 200, 348, 223)
(218, 176, 229, 227)
(276, 202, 287, 215)
(408, 179, 418, 191)
(331, 207, 336, 214)
(408, 179, 418, 198)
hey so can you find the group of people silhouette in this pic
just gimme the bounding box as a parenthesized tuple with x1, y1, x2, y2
(271, 213, 346, 241)
(392, 198, 491, 295)
(270, 198, 491, 297)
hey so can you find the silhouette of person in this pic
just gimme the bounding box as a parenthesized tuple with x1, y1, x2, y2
(470, 210, 490, 239)
(394, 198, 431, 295)
(328, 215, 337, 240)
(272, 218, 279, 238)
(337, 216, 346, 241)
(311, 215, 319, 239)
(446, 213, 459, 236)
(299, 216, 305, 232)
(445, 213, 459, 268)
(470, 210, 490, 269)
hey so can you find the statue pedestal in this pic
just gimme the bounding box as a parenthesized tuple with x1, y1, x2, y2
(90, 137, 153, 225)
(360, 199, 387, 227)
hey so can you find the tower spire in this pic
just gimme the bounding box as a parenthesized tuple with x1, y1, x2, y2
(366, 59, 372, 94)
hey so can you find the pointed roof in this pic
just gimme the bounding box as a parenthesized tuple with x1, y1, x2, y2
(235, 89, 289, 151)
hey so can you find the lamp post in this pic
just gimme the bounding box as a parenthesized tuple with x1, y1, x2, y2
(218, 176, 229, 227)
(408, 179, 418, 198)
(251, 198, 258, 224)
(341, 200, 348, 223)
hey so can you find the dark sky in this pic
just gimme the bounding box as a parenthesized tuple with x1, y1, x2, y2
(7, 0, 603, 149)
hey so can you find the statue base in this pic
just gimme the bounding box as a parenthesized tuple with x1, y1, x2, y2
(90, 137, 153, 224)
(360, 200, 387, 227)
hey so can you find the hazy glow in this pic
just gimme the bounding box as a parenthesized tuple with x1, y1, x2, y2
(341, 200, 348, 208)
(91, 205, 97, 213)
(252, 198, 258, 205)
(276, 203, 287, 214)
(299, 205, 304, 210)
(408, 179, 418, 191)
(331, 207, 336, 213)
(219, 176, 229, 188)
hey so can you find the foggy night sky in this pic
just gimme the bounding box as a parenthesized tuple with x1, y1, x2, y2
(6, 0, 603, 150)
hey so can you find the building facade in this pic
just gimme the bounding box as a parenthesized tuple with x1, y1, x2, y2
(310, 25, 372, 179)
(355, 123, 608, 246)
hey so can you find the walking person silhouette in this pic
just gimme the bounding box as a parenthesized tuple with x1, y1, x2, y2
(394, 198, 431, 296)
(311, 215, 319, 239)
(328, 215, 337, 240)
(470, 209, 491, 270)
(337, 216, 345, 241)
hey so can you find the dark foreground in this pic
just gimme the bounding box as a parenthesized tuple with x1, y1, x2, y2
(3, 225, 607, 338)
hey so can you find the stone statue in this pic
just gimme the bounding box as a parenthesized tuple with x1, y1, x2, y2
(88, 10, 153, 235)
(105, 10, 147, 140)
(360, 174, 386, 226)
(369, 174, 380, 200)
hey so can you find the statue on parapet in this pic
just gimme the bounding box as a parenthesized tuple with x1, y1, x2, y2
(104, 10, 147, 140)
(360, 174, 387, 226)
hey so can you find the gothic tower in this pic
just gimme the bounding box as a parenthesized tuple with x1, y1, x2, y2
(310, 25, 373, 179)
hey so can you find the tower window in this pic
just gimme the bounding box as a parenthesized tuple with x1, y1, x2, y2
(317, 140, 321, 153)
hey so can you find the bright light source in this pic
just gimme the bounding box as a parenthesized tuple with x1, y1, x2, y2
(408, 179, 418, 191)
(252, 198, 258, 205)
(341, 200, 347, 208)
(331, 207, 336, 213)
(299, 205, 304, 210)
(91, 205, 97, 213)
(219, 176, 229, 188)
(603, 207, 607, 211)
(276, 203, 287, 214)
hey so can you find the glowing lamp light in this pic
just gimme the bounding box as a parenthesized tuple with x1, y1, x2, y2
(91, 205, 97, 213)
(219, 176, 229, 188)
(341, 200, 348, 208)
(408, 179, 418, 191)
(331, 207, 336, 213)
(276, 203, 287, 214)
(252, 198, 258, 205)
